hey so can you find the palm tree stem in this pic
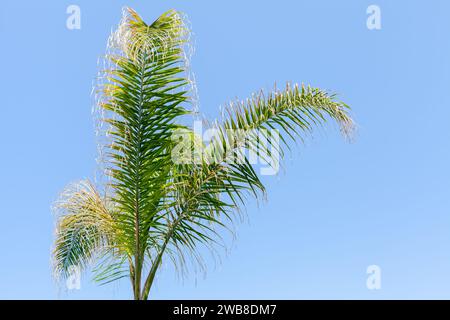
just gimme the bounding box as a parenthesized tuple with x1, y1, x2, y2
(141, 215, 182, 300)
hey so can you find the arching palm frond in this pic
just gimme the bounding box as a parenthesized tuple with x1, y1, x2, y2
(139, 83, 355, 299)
(53, 180, 117, 280)
(204, 82, 354, 195)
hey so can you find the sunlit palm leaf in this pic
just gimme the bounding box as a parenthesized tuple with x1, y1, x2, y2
(53, 180, 117, 279)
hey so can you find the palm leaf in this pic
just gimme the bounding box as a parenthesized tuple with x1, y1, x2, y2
(52, 180, 117, 280)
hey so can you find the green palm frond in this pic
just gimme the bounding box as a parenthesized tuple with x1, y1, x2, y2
(197, 83, 354, 205)
(96, 7, 193, 298)
(52, 180, 117, 280)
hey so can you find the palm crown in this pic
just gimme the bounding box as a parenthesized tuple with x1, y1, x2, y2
(52, 8, 354, 300)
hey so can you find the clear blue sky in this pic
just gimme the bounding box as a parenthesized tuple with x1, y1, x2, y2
(1, 0, 450, 299)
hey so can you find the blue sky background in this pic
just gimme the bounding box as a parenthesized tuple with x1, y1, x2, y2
(1, 0, 450, 299)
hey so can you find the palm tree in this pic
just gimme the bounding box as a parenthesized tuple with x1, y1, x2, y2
(52, 8, 354, 300)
